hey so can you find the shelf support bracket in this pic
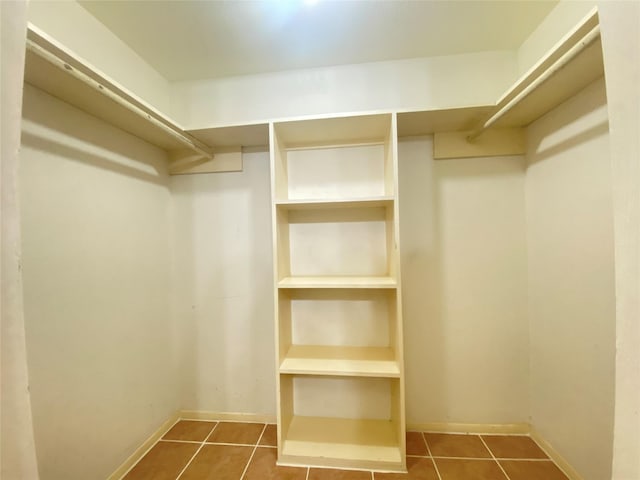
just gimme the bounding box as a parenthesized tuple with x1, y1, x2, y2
(168, 147, 242, 175)
(434, 128, 525, 160)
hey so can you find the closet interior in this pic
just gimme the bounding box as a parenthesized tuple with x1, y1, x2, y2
(10, 2, 636, 480)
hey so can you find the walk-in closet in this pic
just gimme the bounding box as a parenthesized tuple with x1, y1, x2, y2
(2, 1, 638, 480)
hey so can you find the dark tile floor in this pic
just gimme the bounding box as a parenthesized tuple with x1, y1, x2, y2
(122, 420, 569, 480)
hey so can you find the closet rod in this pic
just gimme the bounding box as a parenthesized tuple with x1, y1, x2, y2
(467, 24, 601, 142)
(25, 39, 214, 160)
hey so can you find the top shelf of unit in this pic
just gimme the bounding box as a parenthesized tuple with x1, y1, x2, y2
(274, 114, 393, 148)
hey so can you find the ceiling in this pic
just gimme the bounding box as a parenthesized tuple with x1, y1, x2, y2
(79, 0, 558, 82)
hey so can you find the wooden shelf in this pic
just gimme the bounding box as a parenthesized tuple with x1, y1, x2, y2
(278, 276, 397, 289)
(475, 8, 603, 132)
(188, 122, 270, 149)
(23, 24, 213, 160)
(280, 346, 400, 377)
(280, 416, 403, 471)
(397, 105, 493, 137)
(275, 114, 392, 148)
(493, 39, 603, 127)
(399, 10, 603, 144)
(276, 197, 394, 210)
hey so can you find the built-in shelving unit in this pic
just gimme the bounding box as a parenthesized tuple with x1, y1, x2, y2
(270, 113, 406, 472)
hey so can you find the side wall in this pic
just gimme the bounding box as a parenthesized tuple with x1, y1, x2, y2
(525, 78, 615, 480)
(170, 143, 530, 426)
(598, 2, 640, 477)
(19, 86, 179, 480)
(170, 153, 276, 415)
(400, 141, 529, 425)
(0, 1, 40, 478)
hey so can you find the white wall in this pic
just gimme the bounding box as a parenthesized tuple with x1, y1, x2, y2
(1, 1, 40, 478)
(525, 78, 615, 480)
(27, 0, 176, 120)
(598, 2, 640, 478)
(19, 85, 179, 480)
(170, 141, 529, 426)
(170, 153, 276, 415)
(173, 51, 517, 129)
(399, 139, 529, 425)
(517, 0, 597, 77)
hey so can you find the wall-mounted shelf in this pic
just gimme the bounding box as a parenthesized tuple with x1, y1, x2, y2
(397, 105, 493, 138)
(188, 122, 270, 149)
(473, 8, 603, 134)
(397, 8, 604, 160)
(22, 24, 219, 172)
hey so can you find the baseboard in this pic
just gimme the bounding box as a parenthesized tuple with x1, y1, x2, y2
(107, 412, 180, 480)
(179, 410, 277, 424)
(407, 422, 531, 434)
(530, 427, 584, 480)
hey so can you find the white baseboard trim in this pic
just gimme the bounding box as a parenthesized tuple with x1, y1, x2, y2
(179, 410, 277, 424)
(107, 412, 180, 480)
(407, 422, 531, 434)
(530, 427, 584, 480)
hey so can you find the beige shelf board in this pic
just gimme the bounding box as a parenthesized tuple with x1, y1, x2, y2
(23, 25, 210, 155)
(280, 416, 403, 471)
(275, 113, 392, 148)
(188, 123, 270, 149)
(280, 345, 400, 378)
(278, 276, 397, 289)
(397, 105, 493, 137)
(276, 197, 394, 210)
(484, 9, 604, 129)
(494, 40, 603, 128)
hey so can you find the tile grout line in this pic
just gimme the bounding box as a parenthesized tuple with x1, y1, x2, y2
(203, 441, 267, 447)
(479, 435, 511, 480)
(422, 432, 444, 480)
(239, 423, 268, 480)
(175, 422, 219, 480)
(158, 439, 202, 444)
(428, 455, 551, 461)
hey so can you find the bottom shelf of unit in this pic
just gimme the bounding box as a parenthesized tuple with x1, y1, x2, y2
(279, 416, 405, 472)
